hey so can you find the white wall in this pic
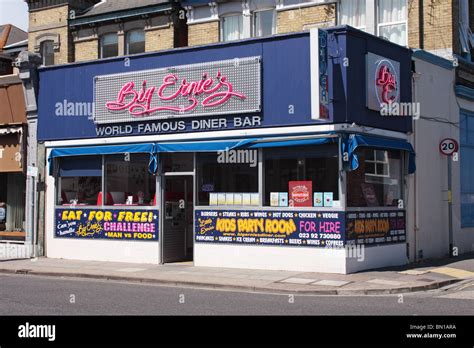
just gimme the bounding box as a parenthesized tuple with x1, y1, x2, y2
(195, 243, 348, 273)
(408, 56, 459, 261)
(345, 244, 407, 273)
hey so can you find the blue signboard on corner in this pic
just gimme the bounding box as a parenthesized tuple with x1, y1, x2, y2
(195, 210, 345, 248)
(55, 208, 159, 241)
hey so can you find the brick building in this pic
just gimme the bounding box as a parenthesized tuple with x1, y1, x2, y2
(25, 0, 186, 64)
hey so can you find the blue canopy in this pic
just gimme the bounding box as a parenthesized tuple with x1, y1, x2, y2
(49, 143, 157, 174)
(341, 134, 416, 174)
(247, 136, 337, 149)
(155, 139, 257, 152)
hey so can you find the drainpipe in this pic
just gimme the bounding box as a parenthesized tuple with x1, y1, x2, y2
(412, 69, 422, 262)
(14, 51, 41, 258)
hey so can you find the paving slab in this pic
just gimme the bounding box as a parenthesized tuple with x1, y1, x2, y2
(280, 277, 318, 285)
(312, 280, 351, 287)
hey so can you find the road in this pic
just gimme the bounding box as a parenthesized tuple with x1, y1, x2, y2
(0, 273, 473, 315)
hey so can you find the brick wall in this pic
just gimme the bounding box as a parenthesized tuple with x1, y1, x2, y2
(422, 0, 453, 52)
(74, 38, 98, 62)
(28, 4, 71, 64)
(408, 0, 420, 48)
(145, 25, 175, 52)
(188, 21, 219, 46)
(276, 4, 336, 34)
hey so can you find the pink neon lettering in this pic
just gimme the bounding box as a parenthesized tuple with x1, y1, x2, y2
(376, 65, 397, 104)
(105, 71, 246, 117)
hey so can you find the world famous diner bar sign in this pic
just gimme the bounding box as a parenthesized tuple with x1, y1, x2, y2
(93, 56, 262, 127)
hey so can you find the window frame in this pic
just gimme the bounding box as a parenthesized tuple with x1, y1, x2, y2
(364, 149, 391, 178)
(220, 13, 245, 42)
(40, 40, 55, 66)
(125, 28, 145, 55)
(376, 0, 408, 47)
(252, 8, 276, 38)
(54, 154, 159, 209)
(338, 0, 367, 31)
(99, 32, 119, 59)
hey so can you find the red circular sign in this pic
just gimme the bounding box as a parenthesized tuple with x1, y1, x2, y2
(439, 138, 459, 156)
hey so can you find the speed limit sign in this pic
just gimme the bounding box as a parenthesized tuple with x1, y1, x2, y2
(439, 138, 458, 156)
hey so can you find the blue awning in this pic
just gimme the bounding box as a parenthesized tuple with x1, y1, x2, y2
(341, 134, 416, 174)
(155, 139, 257, 152)
(59, 156, 102, 177)
(49, 143, 157, 174)
(247, 136, 337, 149)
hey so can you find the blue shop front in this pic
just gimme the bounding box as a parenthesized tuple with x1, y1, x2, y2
(40, 26, 415, 273)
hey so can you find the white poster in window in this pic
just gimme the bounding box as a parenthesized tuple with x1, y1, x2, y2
(233, 193, 243, 205)
(242, 193, 251, 206)
(270, 192, 279, 207)
(279, 192, 288, 207)
(209, 193, 218, 206)
(250, 193, 259, 206)
(323, 192, 333, 207)
(217, 193, 226, 205)
(225, 193, 234, 205)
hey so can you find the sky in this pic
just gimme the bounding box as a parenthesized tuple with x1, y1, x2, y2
(0, 0, 28, 31)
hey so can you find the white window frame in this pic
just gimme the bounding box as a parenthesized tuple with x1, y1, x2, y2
(337, 0, 409, 46)
(376, 0, 408, 47)
(252, 8, 276, 38)
(125, 28, 145, 55)
(337, 0, 367, 32)
(99, 32, 119, 59)
(220, 13, 245, 42)
(365, 149, 390, 178)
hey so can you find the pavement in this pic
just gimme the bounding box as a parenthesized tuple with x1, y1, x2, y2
(1, 253, 474, 295)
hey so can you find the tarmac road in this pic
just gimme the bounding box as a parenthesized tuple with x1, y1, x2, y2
(0, 273, 473, 315)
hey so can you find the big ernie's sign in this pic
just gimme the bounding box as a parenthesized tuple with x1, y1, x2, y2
(94, 56, 261, 124)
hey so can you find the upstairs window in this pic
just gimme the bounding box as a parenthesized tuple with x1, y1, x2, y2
(126, 29, 145, 55)
(40, 40, 54, 66)
(100, 33, 118, 58)
(340, 0, 366, 31)
(377, 0, 407, 46)
(221, 14, 244, 42)
(254, 9, 275, 37)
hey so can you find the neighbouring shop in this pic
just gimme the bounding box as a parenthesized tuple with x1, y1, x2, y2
(39, 26, 415, 273)
(0, 76, 27, 242)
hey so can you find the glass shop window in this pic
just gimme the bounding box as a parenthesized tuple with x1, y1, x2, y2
(100, 33, 118, 58)
(57, 156, 102, 206)
(197, 151, 259, 206)
(264, 145, 339, 207)
(105, 154, 156, 206)
(161, 153, 194, 173)
(347, 149, 402, 207)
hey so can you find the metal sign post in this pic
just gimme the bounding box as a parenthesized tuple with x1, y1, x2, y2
(439, 138, 458, 257)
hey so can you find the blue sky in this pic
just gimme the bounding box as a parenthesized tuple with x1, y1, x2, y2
(0, 0, 28, 32)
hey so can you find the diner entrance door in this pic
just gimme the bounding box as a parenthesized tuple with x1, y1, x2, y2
(162, 176, 194, 263)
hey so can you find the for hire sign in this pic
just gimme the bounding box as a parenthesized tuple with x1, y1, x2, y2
(366, 52, 400, 111)
(94, 56, 262, 124)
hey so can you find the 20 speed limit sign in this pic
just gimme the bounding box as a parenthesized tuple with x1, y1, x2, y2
(439, 138, 458, 156)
